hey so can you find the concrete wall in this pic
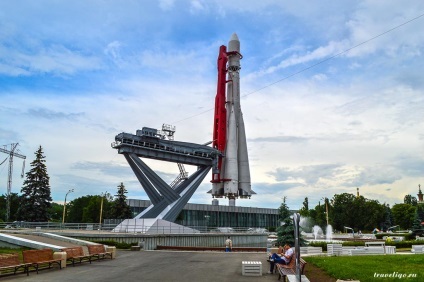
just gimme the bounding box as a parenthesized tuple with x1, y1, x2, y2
(57, 233, 267, 251)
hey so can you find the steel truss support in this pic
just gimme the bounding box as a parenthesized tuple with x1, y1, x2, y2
(123, 153, 211, 223)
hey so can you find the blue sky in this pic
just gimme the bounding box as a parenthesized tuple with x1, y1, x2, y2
(1, 0, 424, 211)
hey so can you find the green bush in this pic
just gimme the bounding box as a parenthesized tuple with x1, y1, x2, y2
(308, 241, 328, 251)
(309, 239, 424, 251)
(342, 241, 365, 247)
(375, 233, 415, 240)
(385, 240, 424, 248)
(92, 240, 138, 250)
(268, 226, 276, 232)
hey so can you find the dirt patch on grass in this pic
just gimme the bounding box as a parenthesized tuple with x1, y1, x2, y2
(304, 262, 338, 282)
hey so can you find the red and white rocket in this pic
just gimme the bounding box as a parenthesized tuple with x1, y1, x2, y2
(211, 33, 252, 201)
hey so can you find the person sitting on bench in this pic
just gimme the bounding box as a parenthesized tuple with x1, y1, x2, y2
(268, 243, 293, 274)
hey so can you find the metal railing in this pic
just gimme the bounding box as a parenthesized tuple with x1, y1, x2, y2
(0, 221, 104, 231)
(0, 221, 273, 235)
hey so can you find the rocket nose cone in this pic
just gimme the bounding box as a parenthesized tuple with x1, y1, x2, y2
(230, 33, 239, 42)
(228, 33, 240, 52)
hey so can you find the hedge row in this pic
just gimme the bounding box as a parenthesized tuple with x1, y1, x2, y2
(375, 233, 416, 240)
(308, 240, 424, 251)
(92, 240, 139, 249)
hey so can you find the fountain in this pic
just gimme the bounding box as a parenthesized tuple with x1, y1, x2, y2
(312, 225, 323, 240)
(300, 218, 343, 242)
(326, 224, 333, 241)
(308, 224, 342, 243)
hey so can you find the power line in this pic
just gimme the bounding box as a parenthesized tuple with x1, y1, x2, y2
(173, 12, 424, 124)
(243, 12, 424, 98)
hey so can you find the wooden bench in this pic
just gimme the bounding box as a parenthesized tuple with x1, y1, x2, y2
(22, 249, 62, 274)
(62, 247, 92, 266)
(87, 245, 113, 260)
(276, 257, 307, 281)
(0, 253, 29, 276)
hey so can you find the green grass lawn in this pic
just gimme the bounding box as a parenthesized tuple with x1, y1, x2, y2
(305, 255, 424, 281)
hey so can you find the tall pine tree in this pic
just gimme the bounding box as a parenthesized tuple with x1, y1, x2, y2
(111, 182, 132, 219)
(18, 146, 52, 221)
(412, 204, 424, 236)
(276, 197, 306, 246)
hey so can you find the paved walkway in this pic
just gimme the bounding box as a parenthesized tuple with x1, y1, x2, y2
(3, 250, 278, 282)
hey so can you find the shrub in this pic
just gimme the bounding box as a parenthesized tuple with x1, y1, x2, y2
(385, 240, 424, 248)
(268, 226, 276, 232)
(375, 233, 414, 240)
(92, 240, 138, 249)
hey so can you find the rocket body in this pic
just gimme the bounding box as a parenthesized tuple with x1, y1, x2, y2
(211, 33, 252, 200)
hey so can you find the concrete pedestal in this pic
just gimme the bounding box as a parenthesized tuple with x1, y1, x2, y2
(131, 246, 141, 251)
(106, 246, 117, 258)
(242, 261, 262, 276)
(53, 251, 67, 268)
(385, 246, 396, 254)
(287, 274, 310, 282)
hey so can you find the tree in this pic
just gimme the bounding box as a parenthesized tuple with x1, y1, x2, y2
(328, 193, 386, 232)
(82, 193, 113, 223)
(67, 195, 95, 223)
(82, 196, 103, 223)
(17, 146, 52, 222)
(404, 194, 418, 206)
(0, 193, 21, 221)
(330, 193, 356, 231)
(362, 199, 386, 231)
(391, 203, 415, 230)
(49, 202, 64, 222)
(111, 183, 133, 219)
(381, 204, 393, 232)
(411, 204, 424, 236)
(310, 201, 328, 231)
(66, 194, 113, 223)
(276, 197, 293, 246)
(298, 197, 309, 217)
(276, 197, 305, 246)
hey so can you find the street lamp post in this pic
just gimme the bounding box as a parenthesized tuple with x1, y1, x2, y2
(325, 198, 329, 226)
(387, 225, 399, 232)
(62, 189, 74, 224)
(344, 226, 354, 237)
(204, 215, 210, 233)
(99, 191, 107, 229)
(321, 197, 329, 226)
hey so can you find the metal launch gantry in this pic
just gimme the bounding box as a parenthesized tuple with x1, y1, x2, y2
(111, 125, 221, 222)
(0, 143, 26, 221)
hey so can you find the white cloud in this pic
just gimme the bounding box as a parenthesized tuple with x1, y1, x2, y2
(104, 41, 123, 65)
(0, 44, 102, 76)
(190, 0, 207, 13)
(159, 0, 176, 11)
